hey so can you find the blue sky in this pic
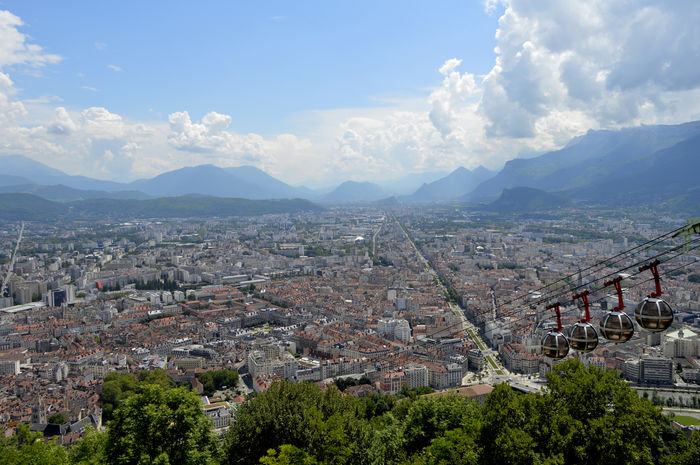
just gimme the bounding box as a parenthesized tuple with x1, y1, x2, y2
(1, 1, 699, 185)
(6, 1, 501, 134)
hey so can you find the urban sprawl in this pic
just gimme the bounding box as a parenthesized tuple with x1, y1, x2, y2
(1, 206, 699, 444)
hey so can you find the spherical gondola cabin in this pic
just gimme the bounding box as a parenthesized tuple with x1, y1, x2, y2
(635, 297, 673, 332)
(635, 261, 674, 332)
(541, 302, 570, 359)
(568, 290, 598, 352)
(599, 277, 634, 343)
(542, 330, 570, 359)
(599, 311, 634, 343)
(568, 322, 598, 352)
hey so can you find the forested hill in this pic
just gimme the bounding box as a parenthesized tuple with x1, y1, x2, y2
(0, 193, 321, 220)
(2, 360, 699, 465)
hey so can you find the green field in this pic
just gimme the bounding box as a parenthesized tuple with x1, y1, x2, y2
(670, 414, 700, 426)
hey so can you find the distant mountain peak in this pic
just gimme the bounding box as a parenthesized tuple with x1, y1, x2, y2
(407, 165, 495, 202)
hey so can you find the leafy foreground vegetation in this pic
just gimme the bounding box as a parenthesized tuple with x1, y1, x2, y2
(2, 361, 700, 465)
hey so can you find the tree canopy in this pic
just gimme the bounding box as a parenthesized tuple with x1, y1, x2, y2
(105, 385, 219, 465)
(3, 360, 700, 465)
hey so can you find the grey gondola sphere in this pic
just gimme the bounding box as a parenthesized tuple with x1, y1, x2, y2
(599, 311, 634, 342)
(541, 331, 569, 359)
(635, 297, 673, 332)
(568, 322, 598, 352)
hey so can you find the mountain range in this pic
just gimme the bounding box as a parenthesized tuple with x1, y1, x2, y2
(1, 119, 699, 212)
(466, 120, 700, 203)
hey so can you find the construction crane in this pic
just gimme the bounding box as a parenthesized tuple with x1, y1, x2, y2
(1, 222, 25, 299)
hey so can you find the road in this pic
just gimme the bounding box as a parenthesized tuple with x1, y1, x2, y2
(372, 218, 384, 257)
(392, 214, 511, 381)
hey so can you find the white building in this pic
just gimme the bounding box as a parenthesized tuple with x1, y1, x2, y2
(663, 327, 700, 358)
(0, 359, 20, 375)
(403, 364, 429, 389)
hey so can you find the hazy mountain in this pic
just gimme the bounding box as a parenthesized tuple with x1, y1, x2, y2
(222, 166, 312, 198)
(0, 193, 69, 221)
(72, 196, 322, 218)
(322, 181, 386, 203)
(0, 155, 131, 191)
(0, 184, 151, 202)
(376, 170, 451, 195)
(0, 193, 321, 221)
(570, 133, 700, 206)
(467, 120, 700, 201)
(1, 157, 312, 200)
(409, 166, 495, 202)
(130, 165, 264, 198)
(0, 154, 67, 181)
(481, 187, 571, 213)
(0, 174, 31, 186)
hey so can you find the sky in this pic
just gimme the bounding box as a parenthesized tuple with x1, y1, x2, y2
(1, 0, 700, 186)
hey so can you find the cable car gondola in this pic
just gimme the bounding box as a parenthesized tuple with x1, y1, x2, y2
(599, 277, 634, 343)
(568, 290, 598, 352)
(635, 260, 674, 332)
(541, 302, 569, 359)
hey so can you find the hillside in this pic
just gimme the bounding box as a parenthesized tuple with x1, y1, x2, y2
(0, 193, 321, 220)
(0, 184, 151, 202)
(481, 186, 571, 213)
(467, 120, 700, 201)
(72, 196, 322, 218)
(0, 193, 69, 221)
(409, 166, 495, 202)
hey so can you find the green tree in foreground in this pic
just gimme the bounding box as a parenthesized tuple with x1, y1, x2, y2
(101, 368, 175, 421)
(0, 424, 69, 465)
(4, 360, 700, 465)
(70, 427, 107, 465)
(662, 430, 700, 465)
(105, 385, 218, 465)
(225, 381, 366, 465)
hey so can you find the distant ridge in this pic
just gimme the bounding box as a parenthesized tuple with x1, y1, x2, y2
(481, 187, 571, 213)
(466, 120, 700, 202)
(322, 181, 386, 203)
(2, 119, 699, 211)
(0, 184, 151, 202)
(0, 193, 69, 220)
(0, 193, 322, 220)
(409, 166, 495, 202)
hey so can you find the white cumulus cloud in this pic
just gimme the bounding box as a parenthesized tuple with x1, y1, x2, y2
(2, 3, 700, 184)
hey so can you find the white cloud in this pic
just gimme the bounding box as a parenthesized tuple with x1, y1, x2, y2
(107, 64, 123, 72)
(0, 11, 61, 68)
(2, 3, 700, 185)
(330, 0, 700, 178)
(47, 107, 77, 135)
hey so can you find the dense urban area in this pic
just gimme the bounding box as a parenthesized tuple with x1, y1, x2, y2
(1, 206, 699, 454)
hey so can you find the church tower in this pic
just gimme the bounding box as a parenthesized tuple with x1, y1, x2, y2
(31, 396, 47, 424)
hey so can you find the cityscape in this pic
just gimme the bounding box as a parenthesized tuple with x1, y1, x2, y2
(1, 1, 700, 464)
(1, 204, 699, 443)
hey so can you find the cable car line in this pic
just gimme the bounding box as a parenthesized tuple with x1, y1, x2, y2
(513, 237, 700, 313)
(415, 250, 699, 343)
(473, 224, 689, 314)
